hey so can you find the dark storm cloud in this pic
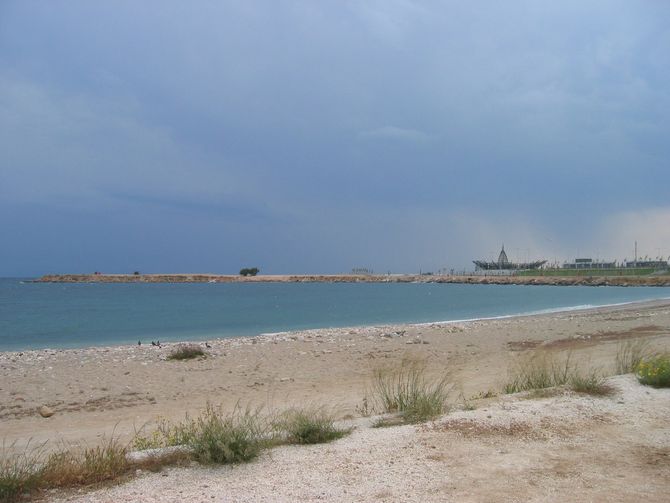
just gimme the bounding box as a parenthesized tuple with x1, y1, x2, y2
(1, 1, 669, 275)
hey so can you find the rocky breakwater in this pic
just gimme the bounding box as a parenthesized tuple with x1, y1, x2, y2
(438, 275, 670, 287)
(33, 273, 670, 286)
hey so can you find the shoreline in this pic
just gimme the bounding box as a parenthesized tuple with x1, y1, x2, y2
(3, 297, 670, 355)
(2, 298, 670, 457)
(32, 272, 670, 287)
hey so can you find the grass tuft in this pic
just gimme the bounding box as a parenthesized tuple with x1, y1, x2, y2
(569, 371, 616, 396)
(187, 404, 266, 464)
(0, 442, 42, 502)
(614, 339, 653, 375)
(167, 344, 206, 360)
(503, 351, 574, 394)
(1, 438, 136, 501)
(372, 359, 452, 424)
(506, 351, 617, 396)
(275, 407, 349, 445)
(40, 439, 129, 488)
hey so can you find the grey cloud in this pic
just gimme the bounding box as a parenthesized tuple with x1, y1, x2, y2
(358, 126, 433, 143)
(1, 1, 669, 275)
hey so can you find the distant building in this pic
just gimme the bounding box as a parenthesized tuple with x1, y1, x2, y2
(624, 259, 668, 269)
(473, 245, 546, 271)
(562, 258, 669, 270)
(562, 258, 616, 270)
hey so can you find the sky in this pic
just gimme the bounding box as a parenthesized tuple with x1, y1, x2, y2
(1, 1, 669, 276)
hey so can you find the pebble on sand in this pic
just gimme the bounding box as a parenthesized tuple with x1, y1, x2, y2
(38, 405, 55, 418)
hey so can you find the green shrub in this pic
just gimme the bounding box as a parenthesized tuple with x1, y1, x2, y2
(372, 359, 452, 424)
(276, 408, 349, 444)
(636, 355, 670, 388)
(189, 404, 266, 464)
(167, 344, 206, 361)
(239, 268, 259, 277)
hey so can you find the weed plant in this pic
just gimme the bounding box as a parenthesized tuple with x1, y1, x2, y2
(133, 416, 197, 450)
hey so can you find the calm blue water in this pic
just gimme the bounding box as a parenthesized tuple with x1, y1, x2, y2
(1, 278, 669, 351)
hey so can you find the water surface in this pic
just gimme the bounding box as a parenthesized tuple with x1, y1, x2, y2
(1, 278, 669, 351)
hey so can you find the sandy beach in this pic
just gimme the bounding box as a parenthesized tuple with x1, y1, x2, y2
(2, 300, 669, 501)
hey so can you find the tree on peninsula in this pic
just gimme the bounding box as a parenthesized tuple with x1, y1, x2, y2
(239, 267, 260, 276)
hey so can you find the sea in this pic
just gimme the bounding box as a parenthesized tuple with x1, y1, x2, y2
(1, 278, 669, 352)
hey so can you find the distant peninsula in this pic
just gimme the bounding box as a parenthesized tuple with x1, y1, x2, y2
(34, 273, 670, 287)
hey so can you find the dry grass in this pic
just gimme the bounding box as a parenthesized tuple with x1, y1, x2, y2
(569, 371, 616, 396)
(0, 439, 139, 502)
(614, 338, 654, 375)
(274, 407, 350, 445)
(505, 350, 616, 396)
(39, 439, 129, 488)
(371, 359, 452, 424)
(0, 442, 43, 502)
(504, 351, 574, 394)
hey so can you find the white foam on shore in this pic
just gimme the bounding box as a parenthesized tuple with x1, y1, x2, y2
(418, 297, 670, 326)
(257, 297, 670, 337)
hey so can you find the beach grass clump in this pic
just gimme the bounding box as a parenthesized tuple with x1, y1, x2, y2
(167, 344, 206, 361)
(0, 443, 42, 502)
(372, 359, 452, 424)
(636, 354, 670, 388)
(188, 404, 267, 464)
(504, 351, 574, 394)
(614, 338, 653, 375)
(135, 405, 266, 464)
(506, 351, 617, 396)
(569, 371, 616, 396)
(40, 439, 129, 488)
(275, 407, 349, 445)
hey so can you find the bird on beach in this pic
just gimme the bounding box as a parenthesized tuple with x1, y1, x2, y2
(205, 342, 211, 348)
(138, 340, 141, 346)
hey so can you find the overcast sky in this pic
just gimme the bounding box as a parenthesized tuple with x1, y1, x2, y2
(1, 1, 669, 276)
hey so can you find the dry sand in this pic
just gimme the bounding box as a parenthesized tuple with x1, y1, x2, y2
(2, 300, 670, 501)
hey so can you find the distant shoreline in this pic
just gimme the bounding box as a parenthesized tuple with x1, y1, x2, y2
(33, 273, 670, 287)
